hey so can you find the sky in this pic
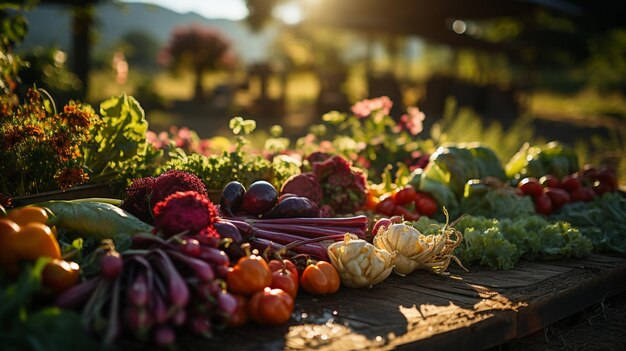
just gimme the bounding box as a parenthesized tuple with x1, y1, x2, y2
(119, 0, 250, 20)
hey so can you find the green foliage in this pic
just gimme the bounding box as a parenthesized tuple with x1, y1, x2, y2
(418, 143, 506, 217)
(160, 117, 300, 190)
(0, 261, 101, 351)
(17, 47, 82, 104)
(505, 141, 579, 180)
(451, 214, 592, 270)
(82, 93, 149, 184)
(430, 98, 537, 162)
(551, 193, 626, 254)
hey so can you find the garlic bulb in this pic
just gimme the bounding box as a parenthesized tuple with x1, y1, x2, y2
(373, 223, 436, 275)
(374, 222, 464, 275)
(327, 234, 395, 288)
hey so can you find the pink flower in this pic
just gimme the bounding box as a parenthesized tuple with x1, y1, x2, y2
(400, 107, 425, 135)
(351, 96, 393, 118)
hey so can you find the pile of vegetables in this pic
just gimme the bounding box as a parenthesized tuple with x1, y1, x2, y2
(217, 180, 369, 261)
(417, 143, 506, 217)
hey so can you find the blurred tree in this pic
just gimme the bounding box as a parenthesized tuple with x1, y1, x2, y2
(118, 30, 160, 71)
(244, 0, 283, 32)
(159, 24, 234, 102)
(18, 47, 82, 104)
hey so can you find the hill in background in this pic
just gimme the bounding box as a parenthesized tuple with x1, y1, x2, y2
(20, 1, 276, 64)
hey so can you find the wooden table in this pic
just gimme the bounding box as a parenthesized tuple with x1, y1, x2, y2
(181, 254, 626, 350)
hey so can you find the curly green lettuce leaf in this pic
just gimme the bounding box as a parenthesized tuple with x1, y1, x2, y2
(551, 193, 626, 253)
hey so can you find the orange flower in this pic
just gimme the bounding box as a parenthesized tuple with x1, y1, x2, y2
(60, 102, 95, 129)
(54, 167, 89, 190)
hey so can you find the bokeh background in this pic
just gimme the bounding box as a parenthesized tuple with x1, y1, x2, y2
(4, 0, 626, 178)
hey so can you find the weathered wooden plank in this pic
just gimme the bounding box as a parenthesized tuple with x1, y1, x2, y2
(171, 254, 626, 351)
(515, 259, 626, 338)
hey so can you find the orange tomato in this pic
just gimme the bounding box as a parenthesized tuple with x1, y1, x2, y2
(42, 259, 80, 293)
(247, 287, 294, 325)
(300, 261, 340, 295)
(226, 254, 272, 295)
(7, 206, 49, 226)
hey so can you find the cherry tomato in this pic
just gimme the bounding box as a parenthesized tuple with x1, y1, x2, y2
(268, 259, 298, 286)
(544, 187, 570, 211)
(570, 187, 595, 202)
(596, 169, 618, 192)
(415, 192, 438, 217)
(392, 206, 420, 221)
(518, 178, 543, 197)
(228, 294, 249, 327)
(394, 186, 418, 206)
(42, 259, 80, 293)
(300, 261, 340, 295)
(561, 175, 582, 193)
(539, 175, 561, 188)
(7, 206, 49, 226)
(375, 197, 396, 216)
(533, 193, 553, 215)
(270, 269, 298, 299)
(247, 287, 294, 325)
(226, 254, 272, 295)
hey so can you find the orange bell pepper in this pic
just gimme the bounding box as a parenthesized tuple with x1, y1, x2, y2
(0, 207, 62, 273)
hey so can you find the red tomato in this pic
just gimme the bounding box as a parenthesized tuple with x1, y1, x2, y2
(518, 177, 543, 197)
(268, 259, 298, 285)
(539, 175, 561, 188)
(270, 269, 298, 299)
(375, 197, 396, 216)
(415, 193, 438, 217)
(544, 187, 570, 211)
(561, 175, 582, 193)
(247, 288, 294, 325)
(392, 206, 420, 221)
(394, 186, 417, 206)
(533, 193, 553, 215)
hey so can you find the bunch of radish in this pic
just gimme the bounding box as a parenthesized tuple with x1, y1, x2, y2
(55, 234, 235, 348)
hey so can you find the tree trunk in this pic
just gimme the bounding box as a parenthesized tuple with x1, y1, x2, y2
(71, 6, 93, 99)
(193, 66, 205, 102)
